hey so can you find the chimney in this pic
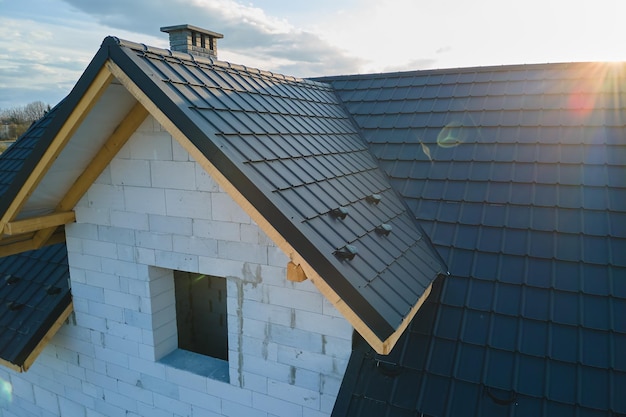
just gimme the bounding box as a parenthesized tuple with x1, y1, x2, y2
(160, 24, 224, 59)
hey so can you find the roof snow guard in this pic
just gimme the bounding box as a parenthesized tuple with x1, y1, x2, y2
(0, 36, 447, 355)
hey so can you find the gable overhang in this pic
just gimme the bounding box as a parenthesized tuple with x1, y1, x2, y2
(0, 52, 150, 257)
(0, 37, 443, 355)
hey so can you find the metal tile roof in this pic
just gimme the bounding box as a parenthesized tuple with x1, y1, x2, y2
(0, 243, 70, 370)
(323, 62, 626, 416)
(104, 38, 446, 346)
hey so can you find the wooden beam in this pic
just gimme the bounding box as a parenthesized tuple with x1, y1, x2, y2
(31, 100, 149, 249)
(0, 229, 65, 258)
(3, 211, 75, 235)
(106, 60, 418, 355)
(287, 261, 308, 282)
(0, 67, 113, 233)
(22, 301, 74, 372)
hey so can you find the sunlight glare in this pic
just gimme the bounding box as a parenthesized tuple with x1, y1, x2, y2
(0, 377, 12, 406)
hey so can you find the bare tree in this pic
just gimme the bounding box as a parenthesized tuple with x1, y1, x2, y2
(0, 101, 51, 140)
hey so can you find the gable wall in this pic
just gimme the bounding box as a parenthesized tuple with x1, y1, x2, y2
(0, 115, 352, 417)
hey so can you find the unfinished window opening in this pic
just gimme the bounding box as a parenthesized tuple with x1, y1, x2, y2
(174, 271, 228, 360)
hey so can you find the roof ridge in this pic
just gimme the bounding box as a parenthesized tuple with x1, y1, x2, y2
(106, 36, 331, 88)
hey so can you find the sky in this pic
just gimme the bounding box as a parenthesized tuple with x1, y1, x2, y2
(1, 0, 625, 109)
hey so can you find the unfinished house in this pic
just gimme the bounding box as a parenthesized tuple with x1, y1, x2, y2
(0, 25, 624, 417)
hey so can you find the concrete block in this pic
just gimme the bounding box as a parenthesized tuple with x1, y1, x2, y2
(163, 366, 208, 392)
(84, 271, 121, 291)
(173, 235, 217, 257)
(218, 240, 267, 264)
(267, 246, 289, 267)
(178, 387, 221, 411)
(138, 373, 178, 398)
(87, 183, 125, 210)
(149, 214, 192, 235)
(128, 356, 166, 379)
(153, 250, 199, 272)
(222, 399, 268, 417)
(110, 158, 151, 187)
(65, 236, 83, 254)
(110, 211, 149, 231)
(192, 219, 240, 241)
(82, 240, 119, 260)
(71, 282, 105, 303)
(104, 330, 141, 356)
(152, 303, 176, 329)
(10, 376, 35, 403)
(88, 300, 124, 322)
(252, 392, 303, 417)
(127, 131, 173, 161)
(74, 206, 111, 226)
(115, 380, 153, 407)
(69, 267, 87, 284)
(33, 386, 59, 414)
(269, 323, 323, 353)
(125, 276, 150, 297)
(124, 186, 167, 215)
(211, 192, 251, 223)
(268, 286, 323, 313)
(289, 366, 321, 392)
(94, 395, 131, 416)
(165, 189, 212, 219)
(97, 225, 136, 245)
(135, 230, 173, 251)
(68, 252, 102, 273)
(135, 247, 156, 265)
(101, 258, 139, 279)
(116, 244, 135, 262)
(64, 387, 96, 410)
(277, 346, 348, 377)
(294, 310, 353, 340)
(106, 321, 143, 344)
(172, 137, 191, 161)
(103, 289, 141, 311)
(240, 223, 261, 244)
(66, 223, 99, 240)
(199, 256, 242, 278)
(320, 374, 342, 396)
(322, 298, 344, 319)
(241, 353, 292, 385)
(124, 309, 152, 330)
(58, 396, 86, 417)
(93, 346, 129, 368)
(241, 371, 268, 394)
(151, 160, 196, 190)
(195, 164, 219, 192)
(74, 313, 107, 333)
(241, 300, 292, 328)
(268, 379, 320, 409)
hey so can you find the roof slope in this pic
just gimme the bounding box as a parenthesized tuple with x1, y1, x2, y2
(107, 37, 446, 350)
(323, 63, 626, 416)
(0, 243, 70, 371)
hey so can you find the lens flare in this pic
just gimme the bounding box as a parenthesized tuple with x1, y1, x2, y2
(437, 121, 467, 148)
(0, 378, 12, 405)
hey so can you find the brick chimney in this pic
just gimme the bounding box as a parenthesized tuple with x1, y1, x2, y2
(160, 24, 224, 59)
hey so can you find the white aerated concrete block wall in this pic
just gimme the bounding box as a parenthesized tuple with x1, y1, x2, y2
(0, 115, 352, 417)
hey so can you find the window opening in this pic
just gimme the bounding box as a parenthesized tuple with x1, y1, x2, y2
(174, 271, 228, 360)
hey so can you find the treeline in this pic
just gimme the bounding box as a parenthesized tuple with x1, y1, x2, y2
(1, 101, 51, 141)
